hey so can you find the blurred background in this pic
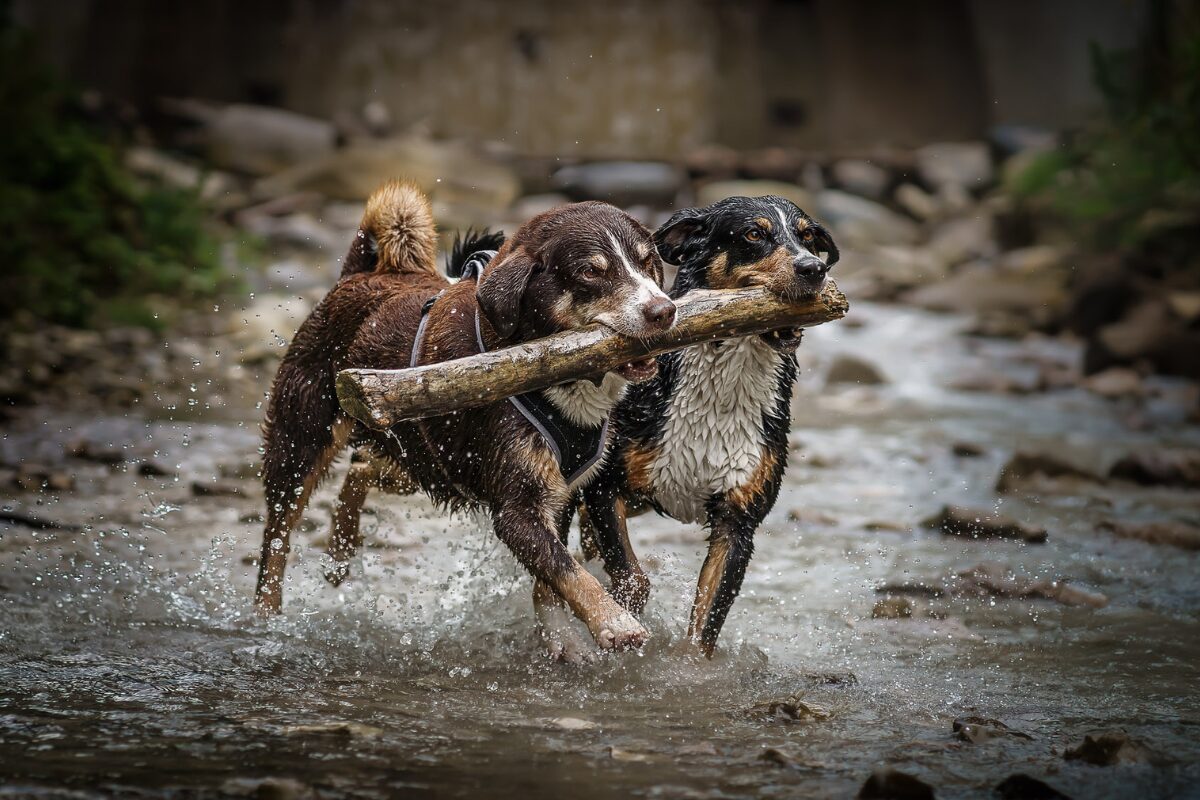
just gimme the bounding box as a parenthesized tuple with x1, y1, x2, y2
(1, 2, 1199, 798)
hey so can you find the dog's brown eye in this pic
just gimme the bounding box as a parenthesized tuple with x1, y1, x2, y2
(745, 229, 764, 242)
(581, 266, 599, 280)
(801, 229, 815, 243)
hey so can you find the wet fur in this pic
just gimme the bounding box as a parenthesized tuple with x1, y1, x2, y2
(581, 195, 839, 656)
(254, 181, 671, 657)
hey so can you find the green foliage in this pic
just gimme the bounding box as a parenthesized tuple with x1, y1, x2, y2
(1010, 13, 1200, 252)
(0, 19, 229, 331)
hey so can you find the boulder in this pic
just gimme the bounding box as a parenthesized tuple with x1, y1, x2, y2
(551, 161, 684, 207)
(815, 189, 921, 246)
(996, 452, 1104, 493)
(858, 769, 935, 800)
(1108, 448, 1200, 489)
(831, 159, 890, 199)
(184, 102, 338, 176)
(915, 141, 993, 191)
(995, 774, 1071, 800)
(872, 597, 914, 619)
(1099, 520, 1200, 551)
(952, 716, 1033, 744)
(902, 265, 1067, 326)
(926, 215, 996, 267)
(256, 136, 520, 211)
(826, 354, 887, 385)
(894, 182, 942, 221)
(696, 180, 814, 211)
(1064, 731, 1149, 766)
(923, 505, 1047, 543)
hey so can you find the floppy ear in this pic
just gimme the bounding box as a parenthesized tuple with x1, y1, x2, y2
(476, 246, 536, 339)
(654, 207, 709, 265)
(810, 225, 840, 268)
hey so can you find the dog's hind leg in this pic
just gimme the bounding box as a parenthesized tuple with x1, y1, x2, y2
(579, 484, 649, 615)
(255, 368, 352, 615)
(324, 449, 418, 586)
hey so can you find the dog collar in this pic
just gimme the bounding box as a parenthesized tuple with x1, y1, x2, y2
(473, 310, 610, 486)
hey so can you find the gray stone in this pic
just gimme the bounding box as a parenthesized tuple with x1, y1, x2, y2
(826, 354, 887, 386)
(831, 159, 890, 199)
(815, 189, 920, 246)
(926, 215, 996, 267)
(200, 103, 337, 176)
(922, 505, 1047, 543)
(894, 182, 942, 220)
(915, 141, 993, 190)
(551, 161, 684, 207)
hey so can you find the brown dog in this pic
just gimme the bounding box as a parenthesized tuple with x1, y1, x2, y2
(254, 181, 675, 657)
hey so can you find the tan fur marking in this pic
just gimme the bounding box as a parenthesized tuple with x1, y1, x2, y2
(732, 247, 793, 290)
(727, 449, 779, 510)
(688, 534, 731, 640)
(361, 180, 437, 274)
(754, 216, 772, 231)
(622, 445, 657, 494)
(705, 252, 731, 289)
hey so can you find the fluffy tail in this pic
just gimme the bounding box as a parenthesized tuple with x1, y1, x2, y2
(340, 180, 437, 277)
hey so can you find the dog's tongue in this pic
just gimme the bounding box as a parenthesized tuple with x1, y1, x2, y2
(616, 357, 658, 382)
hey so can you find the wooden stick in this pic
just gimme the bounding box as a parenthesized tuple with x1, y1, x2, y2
(337, 281, 849, 429)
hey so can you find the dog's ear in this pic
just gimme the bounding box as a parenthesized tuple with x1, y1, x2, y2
(654, 208, 709, 265)
(476, 246, 536, 339)
(809, 224, 840, 268)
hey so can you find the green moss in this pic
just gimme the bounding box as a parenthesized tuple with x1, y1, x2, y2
(0, 15, 232, 332)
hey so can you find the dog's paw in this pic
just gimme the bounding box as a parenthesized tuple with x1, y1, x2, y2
(324, 559, 351, 587)
(593, 606, 648, 651)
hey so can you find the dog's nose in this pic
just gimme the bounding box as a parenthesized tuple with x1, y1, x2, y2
(794, 255, 829, 278)
(642, 296, 677, 331)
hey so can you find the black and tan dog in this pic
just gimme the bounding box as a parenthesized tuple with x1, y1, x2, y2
(254, 180, 676, 656)
(580, 195, 839, 656)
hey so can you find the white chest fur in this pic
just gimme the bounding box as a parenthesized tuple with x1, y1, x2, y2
(650, 337, 785, 523)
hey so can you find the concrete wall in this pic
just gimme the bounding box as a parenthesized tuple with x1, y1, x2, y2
(14, 0, 1148, 157)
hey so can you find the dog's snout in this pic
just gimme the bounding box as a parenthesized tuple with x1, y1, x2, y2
(794, 255, 829, 278)
(642, 296, 677, 331)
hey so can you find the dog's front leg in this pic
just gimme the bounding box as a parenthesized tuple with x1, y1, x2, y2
(494, 499, 648, 652)
(579, 483, 650, 615)
(687, 507, 756, 657)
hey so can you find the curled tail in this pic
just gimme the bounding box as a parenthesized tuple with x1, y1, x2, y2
(340, 180, 438, 277)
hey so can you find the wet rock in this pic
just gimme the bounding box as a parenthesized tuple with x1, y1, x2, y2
(996, 245, 1068, 276)
(759, 747, 797, 768)
(857, 768, 936, 800)
(1064, 730, 1148, 765)
(137, 460, 174, 477)
(922, 505, 1047, 543)
(952, 716, 1032, 743)
(66, 439, 126, 465)
(995, 774, 1072, 800)
(872, 597, 914, 619)
(0, 510, 80, 531)
(1108, 448, 1200, 489)
(826, 354, 887, 386)
(677, 741, 719, 756)
(608, 746, 651, 762)
(952, 442, 986, 458)
(222, 777, 315, 800)
(746, 696, 831, 723)
(915, 141, 993, 191)
(787, 508, 839, 526)
(191, 480, 245, 498)
(1082, 367, 1145, 399)
(832, 159, 890, 199)
(14, 465, 74, 493)
(879, 563, 1108, 609)
(1086, 300, 1200, 380)
(551, 161, 684, 207)
(996, 452, 1103, 494)
(696, 180, 814, 210)
(546, 717, 597, 731)
(894, 183, 942, 221)
(281, 721, 384, 739)
(816, 190, 921, 247)
(1099, 520, 1200, 551)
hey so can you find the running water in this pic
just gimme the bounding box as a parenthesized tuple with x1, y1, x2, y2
(1, 303, 1198, 798)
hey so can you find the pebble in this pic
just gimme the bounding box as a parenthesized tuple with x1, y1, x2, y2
(857, 768, 935, 800)
(922, 504, 1048, 543)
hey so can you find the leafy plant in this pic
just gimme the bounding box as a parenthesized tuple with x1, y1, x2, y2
(0, 13, 230, 332)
